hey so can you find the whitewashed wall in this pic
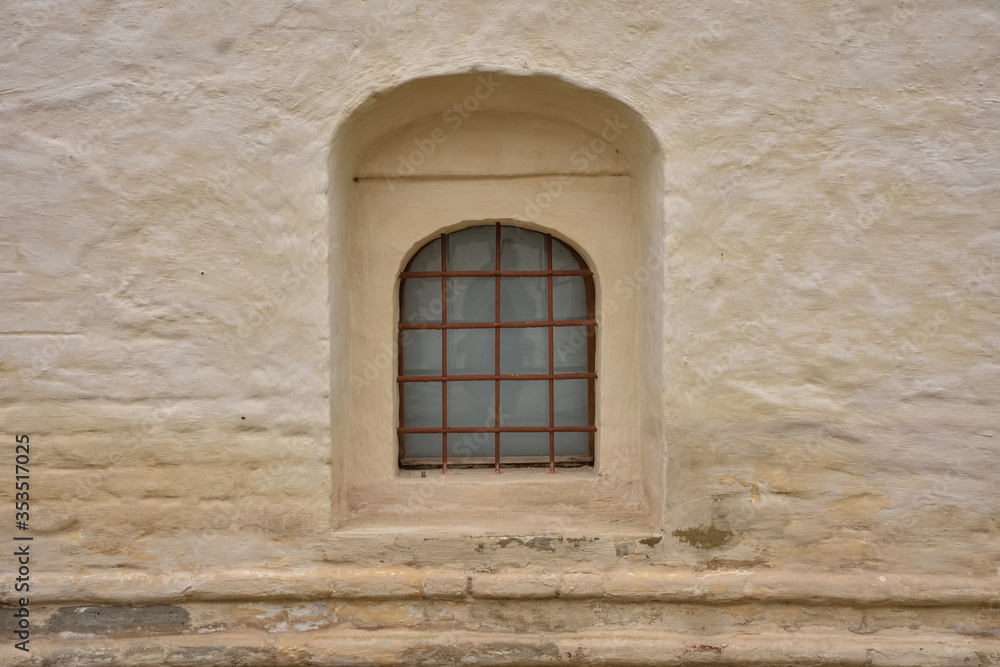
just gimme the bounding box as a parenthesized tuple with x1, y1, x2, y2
(2, 1, 999, 664)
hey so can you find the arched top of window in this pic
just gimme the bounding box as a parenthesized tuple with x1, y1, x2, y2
(397, 223, 596, 473)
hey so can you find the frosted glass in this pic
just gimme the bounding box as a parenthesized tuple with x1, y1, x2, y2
(554, 380, 588, 426)
(447, 277, 494, 323)
(448, 329, 494, 374)
(553, 276, 586, 320)
(403, 433, 441, 459)
(500, 380, 548, 426)
(408, 238, 441, 271)
(500, 226, 545, 270)
(402, 383, 441, 427)
(448, 225, 495, 270)
(401, 330, 441, 376)
(402, 278, 442, 323)
(551, 239, 581, 270)
(497, 432, 589, 457)
(449, 431, 495, 458)
(553, 326, 588, 372)
(500, 277, 547, 321)
(447, 381, 495, 428)
(555, 432, 589, 456)
(500, 328, 547, 374)
(500, 432, 548, 456)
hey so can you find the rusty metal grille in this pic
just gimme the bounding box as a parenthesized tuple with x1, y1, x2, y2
(397, 222, 596, 473)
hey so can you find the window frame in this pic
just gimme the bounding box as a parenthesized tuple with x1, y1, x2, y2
(397, 222, 597, 473)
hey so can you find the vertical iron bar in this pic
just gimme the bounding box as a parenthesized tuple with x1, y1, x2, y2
(547, 234, 555, 473)
(494, 222, 501, 474)
(441, 233, 448, 474)
(398, 317, 405, 465)
(585, 253, 597, 460)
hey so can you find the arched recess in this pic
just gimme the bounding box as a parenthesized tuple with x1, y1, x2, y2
(329, 71, 665, 530)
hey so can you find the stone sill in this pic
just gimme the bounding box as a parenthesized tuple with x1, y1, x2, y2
(334, 510, 654, 536)
(11, 628, 999, 666)
(31, 566, 1000, 607)
(342, 466, 656, 535)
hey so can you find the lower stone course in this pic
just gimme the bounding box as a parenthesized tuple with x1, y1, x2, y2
(12, 628, 1000, 666)
(13, 568, 999, 665)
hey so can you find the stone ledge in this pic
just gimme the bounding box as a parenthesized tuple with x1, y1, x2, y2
(27, 567, 1000, 607)
(472, 572, 559, 598)
(9, 628, 999, 666)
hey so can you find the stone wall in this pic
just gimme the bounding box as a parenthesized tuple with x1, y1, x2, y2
(1, 0, 999, 664)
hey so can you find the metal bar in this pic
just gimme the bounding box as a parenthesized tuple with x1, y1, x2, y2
(400, 319, 597, 330)
(398, 223, 599, 473)
(398, 372, 597, 383)
(494, 222, 501, 474)
(402, 455, 593, 467)
(398, 302, 406, 465)
(401, 269, 592, 279)
(585, 254, 597, 460)
(546, 234, 555, 474)
(398, 426, 597, 434)
(440, 233, 448, 474)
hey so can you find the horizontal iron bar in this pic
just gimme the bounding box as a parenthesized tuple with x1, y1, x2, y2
(398, 372, 597, 383)
(401, 455, 594, 466)
(400, 319, 596, 330)
(401, 269, 592, 278)
(397, 426, 597, 434)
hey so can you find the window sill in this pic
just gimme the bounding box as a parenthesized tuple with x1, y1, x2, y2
(339, 467, 652, 535)
(335, 510, 653, 536)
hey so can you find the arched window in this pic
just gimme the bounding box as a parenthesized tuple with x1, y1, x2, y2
(397, 223, 596, 473)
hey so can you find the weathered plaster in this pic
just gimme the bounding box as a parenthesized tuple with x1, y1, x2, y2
(2, 0, 999, 663)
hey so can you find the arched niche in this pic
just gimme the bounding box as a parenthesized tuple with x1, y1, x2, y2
(329, 71, 665, 531)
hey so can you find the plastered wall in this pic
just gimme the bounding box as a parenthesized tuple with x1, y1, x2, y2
(2, 1, 999, 664)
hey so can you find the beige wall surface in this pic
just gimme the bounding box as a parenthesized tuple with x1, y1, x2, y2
(1, 1, 999, 664)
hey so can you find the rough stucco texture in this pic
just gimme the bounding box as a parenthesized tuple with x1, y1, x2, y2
(2, 0, 1000, 663)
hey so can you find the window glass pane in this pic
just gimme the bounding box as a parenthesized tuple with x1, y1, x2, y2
(551, 238, 581, 270)
(500, 277, 547, 321)
(448, 381, 495, 428)
(400, 225, 595, 469)
(555, 432, 589, 456)
(402, 278, 443, 323)
(500, 226, 545, 271)
(402, 383, 441, 428)
(554, 379, 588, 426)
(553, 326, 588, 373)
(447, 225, 495, 270)
(408, 237, 441, 272)
(500, 380, 548, 426)
(401, 330, 441, 376)
(448, 329, 494, 375)
(499, 432, 548, 456)
(449, 431, 495, 459)
(403, 433, 441, 459)
(447, 277, 494, 323)
(552, 276, 586, 320)
(500, 328, 547, 374)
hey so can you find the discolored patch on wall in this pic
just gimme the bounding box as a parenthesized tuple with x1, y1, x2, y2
(672, 524, 737, 550)
(43, 605, 190, 636)
(497, 536, 556, 552)
(401, 640, 563, 664)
